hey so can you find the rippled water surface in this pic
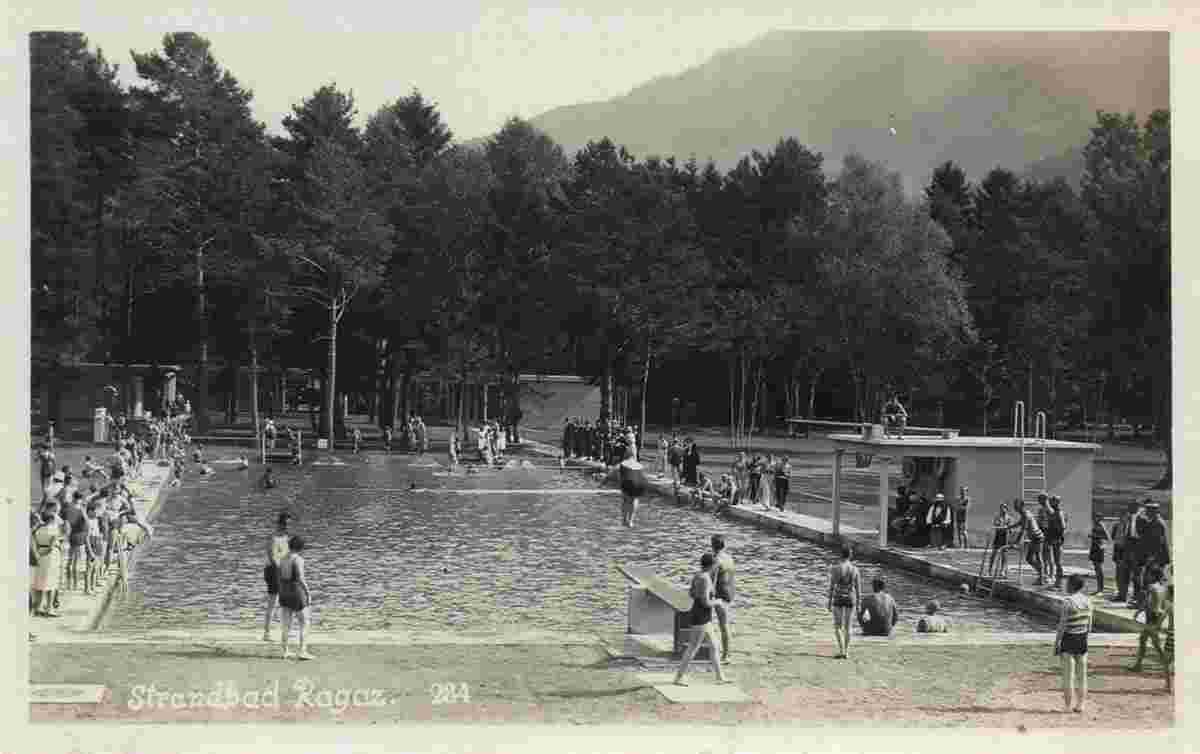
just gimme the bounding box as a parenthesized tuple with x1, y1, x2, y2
(103, 451, 1057, 639)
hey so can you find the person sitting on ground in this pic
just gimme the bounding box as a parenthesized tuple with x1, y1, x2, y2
(858, 577, 900, 636)
(691, 471, 716, 507)
(82, 455, 108, 480)
(916, 600, 950, 633)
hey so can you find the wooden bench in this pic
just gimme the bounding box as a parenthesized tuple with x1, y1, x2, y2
(617, 563, 708, 658)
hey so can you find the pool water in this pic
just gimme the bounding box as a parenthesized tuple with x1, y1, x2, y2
(102, 451, 1058, 641)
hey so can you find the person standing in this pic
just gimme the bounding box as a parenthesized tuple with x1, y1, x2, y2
(1055, 574, 1093, 713)
(774, 455, 791, 512)
(278, 535, 314, 660)
(857, 578, 900, 637)
(710, 535, 736, 662)
(827, 545, 861, 659)
(673, 552, 729, 686)
(448, 429, 460, 471)
(1012, 499, 1046, 585)
(352, 427, 362, 455)
(953, 487, 971, 549)
(756, 455, 776, 510)
(657, 435, 669, 476)
(667, 435, 683, 485)
(562, 419, 573, 461)
(1045, 496, 1068, 587)
(262, 512, 291, 642)
(1088, 514, 1110, 596)
(617, 448, 647, 529)
(30, 510, 64, 617)
(383, 425, 393, 453)
(1124, 501, 1147, 606)
(1131, 566, 1169, 674)
(683, 439, 701, 487)
(37, 444, 55, 497)
(1112, 504, 1135, 602)
(988, 502, 1012, 577)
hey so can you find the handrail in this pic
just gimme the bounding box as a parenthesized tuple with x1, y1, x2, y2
(1034, 411, 1047, 441)
(1013, 401, 1026, 439)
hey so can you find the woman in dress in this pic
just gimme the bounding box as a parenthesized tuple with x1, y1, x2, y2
(1055, 574, 1092, 712)
(30, 510, 64, 617)
(827, 544, 861, 659)
(278, 535, 314, 660)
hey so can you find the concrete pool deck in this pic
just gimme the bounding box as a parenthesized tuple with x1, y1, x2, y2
(519, 439, 1144, 634)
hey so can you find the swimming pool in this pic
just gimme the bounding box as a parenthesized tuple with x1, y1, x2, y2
(102, 451, 1059, 642)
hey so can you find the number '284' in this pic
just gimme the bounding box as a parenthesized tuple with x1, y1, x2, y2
(431, 682, 470, 705)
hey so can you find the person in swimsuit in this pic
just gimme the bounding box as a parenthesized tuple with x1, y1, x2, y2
(263, 512, 292, 641)
(111, 511, 152, 596)
(617, 448, 647, 528)
(1132, 566, 1169, 673)
(63, 492, 88, 591)
(774, 456, 791, 511)
(84, 503, 104, 594)
(711, 535, 736, 662)
(448, 430, 460, 471)
(673, 552, 730, 686)
(988, 503, 1012, 577)
(1055, 574, 1093, 712)
(352, 427, 362, 454)
(278, 535, 314, 660)
(827, 544, 861, 659)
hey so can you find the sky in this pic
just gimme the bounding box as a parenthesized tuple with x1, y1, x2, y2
(71, 4, 814, 141)
(31, 2, 1181, 144)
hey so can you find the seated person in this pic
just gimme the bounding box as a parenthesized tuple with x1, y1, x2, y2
(692, 472, 716, 506)
(916, 600, 950, 633)
(882, 395, 908, 436)
(858, 578, 900, 636)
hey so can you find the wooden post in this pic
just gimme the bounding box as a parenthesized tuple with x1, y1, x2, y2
(832, 449, 843, 536)
(879, 456, 889, 549)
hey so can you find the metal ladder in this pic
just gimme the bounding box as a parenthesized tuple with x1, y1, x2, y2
(1012, 402, 1047, 589)
(1015, 402, 1048, 507)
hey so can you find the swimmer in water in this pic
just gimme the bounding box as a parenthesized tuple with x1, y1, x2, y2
(237, 456, 250, 470)
(618, 447, 648, 528)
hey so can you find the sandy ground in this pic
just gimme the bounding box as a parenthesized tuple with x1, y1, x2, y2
(29, 639, 1172, 727)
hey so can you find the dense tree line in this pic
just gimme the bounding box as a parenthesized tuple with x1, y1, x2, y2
(31, 33, 1170, 483)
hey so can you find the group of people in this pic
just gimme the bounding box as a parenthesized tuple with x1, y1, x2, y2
(29, 445, 153, 619)
(262, 418, 303, 464)
(888, 487, 970, 549)
(659, 434, 701, 486)
(261, 511, 314, 660)
(562, 417, 642, 466)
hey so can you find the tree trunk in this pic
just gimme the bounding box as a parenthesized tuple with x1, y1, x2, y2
(1153, 358, 1171, 489)
(325, 303, 338, 443)
(808, 370, 820, 419)
(194, 247, 210, 434)
(728, 355, 736, 449)
(640, 348, 651, 453)
(600, 358, 612, 424)
(250, 342, 261, 439)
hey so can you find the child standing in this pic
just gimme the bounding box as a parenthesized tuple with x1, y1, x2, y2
(1055, 574, 1093, 713)
(1088, 514, 1110, 595)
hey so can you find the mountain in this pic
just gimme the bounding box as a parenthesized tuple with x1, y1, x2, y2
(527, 30, 1168, 193)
